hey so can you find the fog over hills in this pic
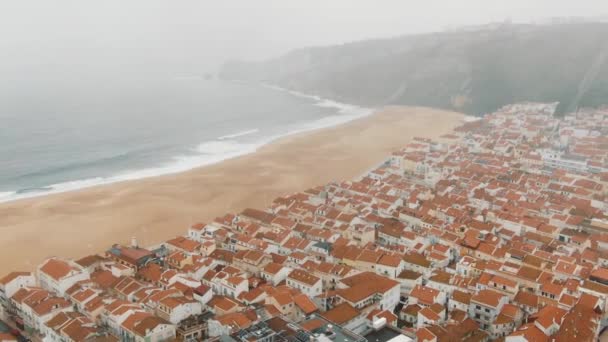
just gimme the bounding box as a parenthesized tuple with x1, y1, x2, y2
(220, 22, 608, 116)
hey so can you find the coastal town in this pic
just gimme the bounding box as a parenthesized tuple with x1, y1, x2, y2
(1, 103, 608, 342)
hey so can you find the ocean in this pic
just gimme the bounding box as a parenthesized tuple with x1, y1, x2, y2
(0, 78, 371, 203)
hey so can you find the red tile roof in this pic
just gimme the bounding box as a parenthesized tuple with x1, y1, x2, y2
(39, 258, 74, 280)
(321, 302, 360, 325)
(471, 289, 505, 308)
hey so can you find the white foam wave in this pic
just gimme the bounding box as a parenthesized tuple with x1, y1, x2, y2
(463, 115, 481, 122)
(260, 83, 374, 138)
(0, 178, 109, 203)
(262, 83, 371, 117)
(0, 192, 16, 201)
(261, 83, 322, 102)
(195, 140, 260, 156)
(0, 85, 374, 203)
(284, 109, 371, 137)
(109, 143, 262, 183)
(47, 178, 107, 193)
(218, 129, 259, 140)
(0, 140, 271, 203)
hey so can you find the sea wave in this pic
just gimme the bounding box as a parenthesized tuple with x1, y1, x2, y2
(13, 151, 135, 180)
(0, 141, 265, 203)
(0, 85, 373, 203)
(261, 83, 322, 102)
(463, 115, 482, 122)
(0, 192, 16, 202)
(217, 129, 260, 140)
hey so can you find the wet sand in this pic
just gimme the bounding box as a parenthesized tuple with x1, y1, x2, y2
(0, 106, 464, 272)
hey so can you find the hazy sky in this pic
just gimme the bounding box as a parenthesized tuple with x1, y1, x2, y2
(2, 0, 608, 74)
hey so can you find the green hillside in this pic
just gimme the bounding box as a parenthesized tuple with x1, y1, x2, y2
(220, 23, 608, 116)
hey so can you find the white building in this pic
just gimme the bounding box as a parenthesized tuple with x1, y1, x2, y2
(0, 272, 36, 300)
(468, 289, 509, 330)
(193, 285, 213, 308)
(22, 297, 73, 333)
(375, 255, 405, 279)
(337, 272, 400, 312)
(121, 313, 176, 342)
(208, 273, 248, 299)
(157, 297, 202, 325)
(286, 269, 322, 298)
(0, 272, 36, 319)
(37, 258, 90, 297)
(261, 263, 291, 286)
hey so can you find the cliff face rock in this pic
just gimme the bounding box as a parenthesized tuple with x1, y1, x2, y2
(220, 23, 608, 116)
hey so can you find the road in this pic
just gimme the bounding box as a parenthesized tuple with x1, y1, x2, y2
(0, 318, 38, 342)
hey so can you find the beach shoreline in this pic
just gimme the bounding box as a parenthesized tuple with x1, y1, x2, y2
(0, 83, 374, 205)
(0, 106, 465, 271)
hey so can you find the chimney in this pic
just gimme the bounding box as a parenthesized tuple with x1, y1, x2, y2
(131, 236, 138, 248)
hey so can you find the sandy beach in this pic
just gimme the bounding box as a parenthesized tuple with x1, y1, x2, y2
(0, 106, 464, 272)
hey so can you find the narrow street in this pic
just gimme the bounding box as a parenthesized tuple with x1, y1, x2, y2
(0, 318, 39, 342)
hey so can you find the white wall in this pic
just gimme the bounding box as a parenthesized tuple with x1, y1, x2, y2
(168, 302, 203, 325)
(2, 274, 35, 299)
(380, 285, 401, 312)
